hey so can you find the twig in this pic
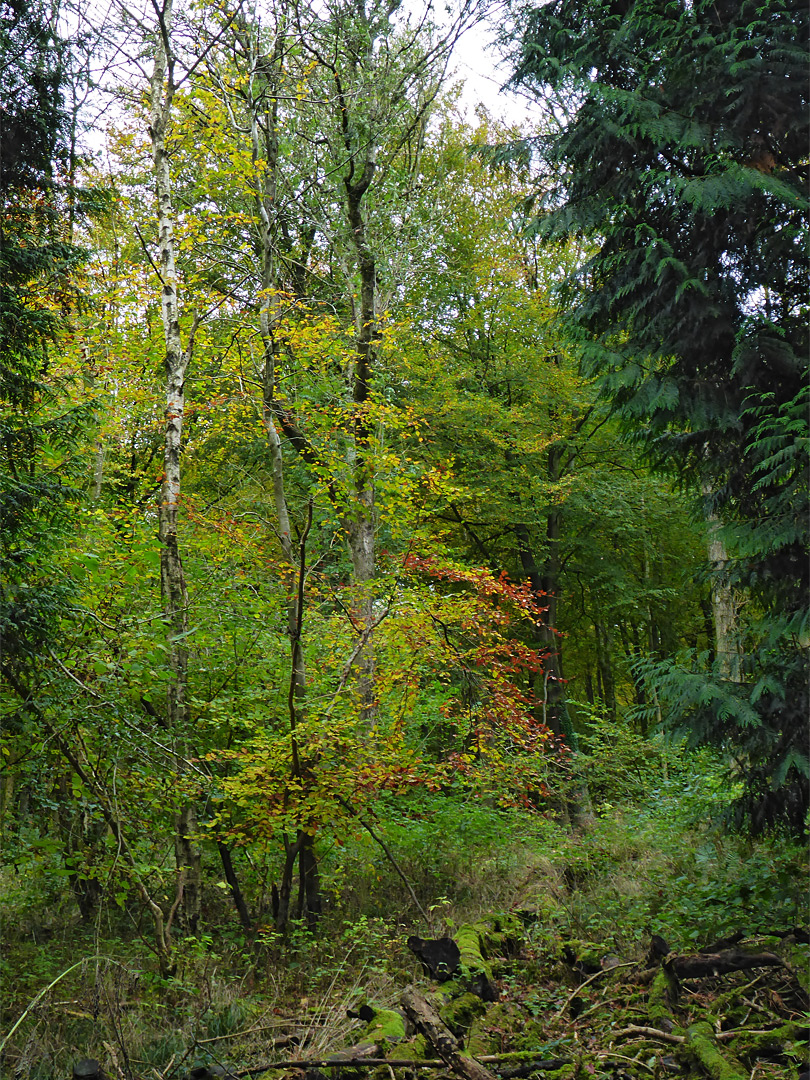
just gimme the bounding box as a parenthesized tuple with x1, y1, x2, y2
(555, 961, 637, 1018)
(134, 224, 165, 284)
(596, 1053, 655, 1073)
(614, 1026, 685, 1045)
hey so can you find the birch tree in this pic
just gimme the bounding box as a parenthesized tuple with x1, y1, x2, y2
(147, 0, 201, 933)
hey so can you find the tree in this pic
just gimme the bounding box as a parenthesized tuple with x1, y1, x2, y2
(397, 111, 708, 743)
(506, 0, 809, 831)
(0, 0, 93, 674)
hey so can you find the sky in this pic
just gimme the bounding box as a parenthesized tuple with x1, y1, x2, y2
(446, 14, 538, 126)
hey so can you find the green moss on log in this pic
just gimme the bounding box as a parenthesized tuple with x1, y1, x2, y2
(439, 990, 488, 1039)
(648, 966, 679, 1025)
(686, 1022, 747, 1080)
(544, 1065, 577, 1080)
(396, 1035, 429, 1060)
(358, 1002, 406, 1054)
(729, 1021, 804, 1060)
(362, 1008, 407, 1045)
(467, 1001, 528, 1056)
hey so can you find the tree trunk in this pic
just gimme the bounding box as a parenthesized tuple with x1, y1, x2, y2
(344, 160, 379, 725)
(217, 841, 253, 932)
(594, 619, 616, 718)
(148, 0, 201, 935)
(298, 829, 322, 932)
(706, 515, 743, 682)
(514, 444, 565, 738)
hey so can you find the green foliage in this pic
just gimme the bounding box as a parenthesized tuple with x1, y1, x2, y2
(507, 0, 810, 832)
(0, 0, 101, 675)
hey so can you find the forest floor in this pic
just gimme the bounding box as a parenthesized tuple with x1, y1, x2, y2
(1, 776, 808, 1080)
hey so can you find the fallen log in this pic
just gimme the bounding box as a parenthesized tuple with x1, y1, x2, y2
(685, 1021, 748, 1080)
(673, 949, 783, 979)
(631, 947, 784, 984)
(402, 988, 497, 1080)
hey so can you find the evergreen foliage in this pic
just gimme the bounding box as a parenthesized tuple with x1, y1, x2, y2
(0, 0, 93, 672)
(506, 0, 809, 831)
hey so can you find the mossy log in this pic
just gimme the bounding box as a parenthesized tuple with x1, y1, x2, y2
(326, 1004, 408, 1068)
(402, 987, 498, 1080)
(648, 965, 680, 1027)
(685, 1022, 748, 1080)
(728, 1021, 807, 1061)
(632, 947, 784, 984)
(435, 988, 488, 1040)
(454, 924, 498, 1001)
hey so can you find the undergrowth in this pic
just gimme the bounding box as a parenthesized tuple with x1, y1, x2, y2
(2, 730, 806, 1079)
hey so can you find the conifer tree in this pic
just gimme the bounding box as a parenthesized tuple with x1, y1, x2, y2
(506, 0, 809, 832)
(0, 0, 93, 676)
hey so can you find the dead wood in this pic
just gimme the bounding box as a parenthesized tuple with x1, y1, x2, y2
(401, 988, 497, 1080)
(233, 1053, 570, 1077)
(630, 947, 784, 984)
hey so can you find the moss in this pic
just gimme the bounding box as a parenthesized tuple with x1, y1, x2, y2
(349, 1006, 407, 1057)
(467, 1001, 528, 1056)
(556, 940, 603, 974)
(456, 925, 493, 970)
(544, 1065, 577, 1080)
(648, 967, 679, 1025)
(362, 1007, 407, 1044)
(439, 990, 488, 1039)
(686, 1021, 747, 1080)
(729, 1021, 804, 1061)
(780, 942, 810, 993)
(396, 1035, 428, 1061)
(477, 912, 524, 956)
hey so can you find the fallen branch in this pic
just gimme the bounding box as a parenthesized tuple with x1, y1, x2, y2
(615, 1026, 685, 1045)
(234, 1054, 572, 1077)
(631, 948, 784, 985)
(402, 989, 497, 1080)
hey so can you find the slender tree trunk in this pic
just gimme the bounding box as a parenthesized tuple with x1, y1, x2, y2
(217, 841, 253, 932)
(149, 0, 201, 934)
(243, 33, 321, 931)
(594, 619, 616, 718)
(298, 829, 322, 931)
(344, 162, 379, 724)
(514, 442, 565, 737)
(705, 511, 743, 682)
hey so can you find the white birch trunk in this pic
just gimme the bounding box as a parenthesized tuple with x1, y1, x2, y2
(148, 0, 201, 933)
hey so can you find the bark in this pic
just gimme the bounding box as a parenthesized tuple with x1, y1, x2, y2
(401, 988, 498, 1080)
(702, 484, 743, 682)
(148, 0, 200, 935)
(594, 620, 616, 719)
(514, 439, 567, 736)
(298, 828, 322, 932)
(631, 948, 784, 984)
(274, 833, 300, 935)
(343, 153, 379, 725)
(217, 841, 253, 932)
(514, 521, 562, 737)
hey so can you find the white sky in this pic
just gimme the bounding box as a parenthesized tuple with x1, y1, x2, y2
(447, 17, 537, 127)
